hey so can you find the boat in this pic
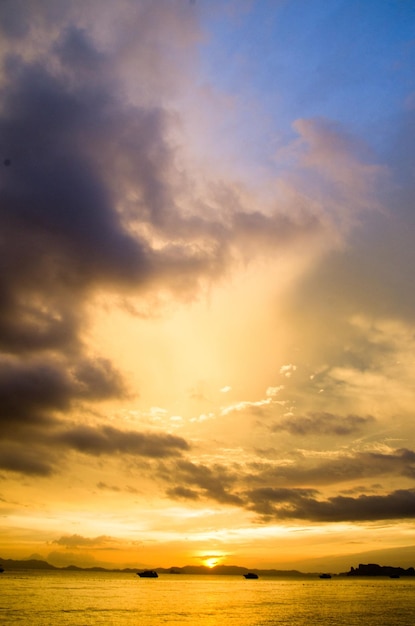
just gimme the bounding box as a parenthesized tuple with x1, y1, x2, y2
(243, 572, 259, 579)
(390, 574, 400, 579)
(319, 573, 332, 579)
(137, 570, 158, 578)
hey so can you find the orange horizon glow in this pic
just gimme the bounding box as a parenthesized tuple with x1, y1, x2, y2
(198, 552, 227, 569)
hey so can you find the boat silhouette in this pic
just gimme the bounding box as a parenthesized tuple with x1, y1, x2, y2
(137, 570, 158, 578)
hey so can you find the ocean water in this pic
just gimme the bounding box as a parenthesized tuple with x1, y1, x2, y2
(1, 570, 414, 625)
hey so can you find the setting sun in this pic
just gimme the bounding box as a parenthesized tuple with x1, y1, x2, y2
(200, 552, 226, 569)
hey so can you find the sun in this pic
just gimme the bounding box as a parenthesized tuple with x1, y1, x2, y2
(198, 550, 227, 569)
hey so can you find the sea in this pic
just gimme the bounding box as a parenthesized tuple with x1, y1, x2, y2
(1, 570, 415, 625)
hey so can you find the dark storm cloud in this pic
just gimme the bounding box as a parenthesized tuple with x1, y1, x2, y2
(0, 355, 125, 435)
(0, 22, 268, 357)
(242, 486, 318, 518)
(0, 10, 334, 482)
(0, 54, 150, 307)
(0, 15, 223, 356)
(273, 412, 375, 436)
(0, 21, 331, 354)
(0, 443, 56, 476)
(165, 459, 243, 505)
(54, 25, 106, 76)
(0, 19, 206, 474)
(167, 485, 200, 500)
(246, 448, 415, 488)
(0, 421, 190, 476)
(399, 448, 415, 478)
(163, 448, 415, 523)
(0, 352, 188, 475)
(0, 0, 30, 39)
(53, 424, 189, 458)
(243, 486, 415, 522)
(0, 426, 189, 477)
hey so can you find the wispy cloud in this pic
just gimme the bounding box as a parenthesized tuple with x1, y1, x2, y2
(273, 412, 375, 437)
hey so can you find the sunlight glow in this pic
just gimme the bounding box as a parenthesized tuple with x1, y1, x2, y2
(198, 551, 227, 569)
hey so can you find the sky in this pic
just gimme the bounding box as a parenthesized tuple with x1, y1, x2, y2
(0, 0, 414, 573)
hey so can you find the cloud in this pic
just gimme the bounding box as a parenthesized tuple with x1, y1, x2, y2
(266, 386, 284, 397)
(220, 398, 273, 417)
(0, 10, 207, 477)
(0, 6, 334, 362)
(243, 487, 415, 522)
(292, 117, 386, 223)
(0, 8, 216, 357)
(0, 423, 189, 476)
(0, 52, 157, 340)
(53, 424, 189, 458)
(273, 412, 375, 436)
(0, 355, 125, 435)
(277, 114, 415, 407)
(52, 534, 113, 548)
(279, 364, 297, 378)
(165, 459, 242, 506)
(0, 350, 191, 475)
(97, 482, 140, 494)
(0, 0, 30, 40)
(0, 9, 382, 350)
(245, 448, 415, 489)
(163, 448, 415, 519)
(167, 486, 200, 501)
(0, 443, 56, 476)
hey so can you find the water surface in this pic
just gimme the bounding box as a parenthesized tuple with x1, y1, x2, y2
(1, 570, 414, 625)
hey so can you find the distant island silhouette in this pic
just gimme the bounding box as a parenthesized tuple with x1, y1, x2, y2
(0, 558, 306, 577)
(0, 557, 137, 574)
(0, 557, 414, 577)
(346, 563, 415, 577)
